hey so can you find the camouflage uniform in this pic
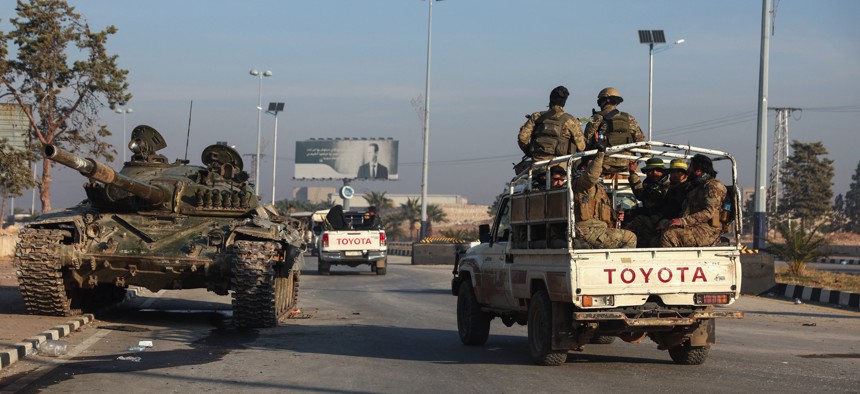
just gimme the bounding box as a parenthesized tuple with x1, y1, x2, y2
(572, 152, 637, 249)
(518, 105, 585, 163)
(660, 175, 726, 247)
(624, 171, 670, 247)
(583, 105, 646, 173)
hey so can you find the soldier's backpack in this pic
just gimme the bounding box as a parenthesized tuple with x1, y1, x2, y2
(598, 109, 635, 147)
(719, 185, 738, 234)
(531, 111, 576, 157)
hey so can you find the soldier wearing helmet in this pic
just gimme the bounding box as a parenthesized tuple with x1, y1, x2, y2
(517, 86, 586, 169)
(583, 87, 646, 174)
(660, 154, 727, 247)
(623, 157, 670, 247)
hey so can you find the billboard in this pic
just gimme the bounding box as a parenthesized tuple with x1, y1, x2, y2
(295, 138, 398, 180)
(0, 103, 30, 151)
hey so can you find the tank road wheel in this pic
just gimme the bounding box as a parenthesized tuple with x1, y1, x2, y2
(14, 228, 82, 316)
(230, 240, 280, 328)
(457, 280, 491, 345)
(668, 342, 711, 365)
(376, 258, 387, 276)
(528, 290, 567, 366)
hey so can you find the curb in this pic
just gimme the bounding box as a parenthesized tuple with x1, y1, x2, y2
(772, 283, 860, 309)
(0, 314, 94, 371)
(814, 258, 860, 265)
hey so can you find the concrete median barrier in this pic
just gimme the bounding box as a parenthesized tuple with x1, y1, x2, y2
(411, 243, 470, 265)
(740, 253, 776, 295)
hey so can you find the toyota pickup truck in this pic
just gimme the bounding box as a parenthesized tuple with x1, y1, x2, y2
(452, 141, 743, 365)
(318, 209, 387, 275)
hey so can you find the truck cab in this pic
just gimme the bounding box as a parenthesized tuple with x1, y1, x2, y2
(453, 141, 744, 366)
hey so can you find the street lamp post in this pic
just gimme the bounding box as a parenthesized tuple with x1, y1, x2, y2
(114, 107, 133, 163)
(638, 30, 684, 140)
(419, 0, 439, 241)
(250, 69, 272, 195)
(266, 102, 285, 204)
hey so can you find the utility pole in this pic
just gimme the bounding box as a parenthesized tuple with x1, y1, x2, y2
(753, 0, 773, 250)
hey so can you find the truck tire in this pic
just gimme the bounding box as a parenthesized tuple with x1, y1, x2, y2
(528, 290, 567, 366)
(318, 259, 331, 275)
(590, 336, 616, 344)
(457, 280, 491, 345)
(376, 258, 387, 276)
(668, 343, 710, 365)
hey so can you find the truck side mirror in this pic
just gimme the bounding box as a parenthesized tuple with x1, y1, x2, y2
(479, 224, 491, 243)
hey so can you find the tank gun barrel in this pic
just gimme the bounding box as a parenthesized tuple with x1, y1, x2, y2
(43, 144, 165, 205)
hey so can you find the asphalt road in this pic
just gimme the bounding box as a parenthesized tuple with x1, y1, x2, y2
(1, 255, 858, 393)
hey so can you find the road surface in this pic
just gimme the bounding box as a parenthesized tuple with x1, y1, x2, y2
(1, 255, 858, 393)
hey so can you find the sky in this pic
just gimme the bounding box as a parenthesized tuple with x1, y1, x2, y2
(2, 0, 859, 210)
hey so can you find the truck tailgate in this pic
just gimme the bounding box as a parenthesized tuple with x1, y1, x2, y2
(573, 247, 740, 300)
(325, 231, 384, 252)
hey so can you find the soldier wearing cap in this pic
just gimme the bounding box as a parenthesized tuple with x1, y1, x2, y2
(518, 86, 586, 169)
(583, 87, 646, 174)
(624, 157, 670, 247)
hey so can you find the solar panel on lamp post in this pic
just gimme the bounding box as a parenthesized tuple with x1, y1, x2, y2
(266, 102, 285, 205)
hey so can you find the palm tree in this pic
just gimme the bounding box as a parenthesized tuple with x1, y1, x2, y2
(399, 198, 422, 241)
(363, 191, 394, 210)
(425, 204, 448, 237)
(767, 221, 829, 276)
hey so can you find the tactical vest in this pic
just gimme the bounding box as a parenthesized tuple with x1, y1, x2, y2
(575, 183, 615, 226)
(532, 111, 576, 157)
(598, 110, 635, 147)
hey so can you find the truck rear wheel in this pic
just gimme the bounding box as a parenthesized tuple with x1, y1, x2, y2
(457, 280, 491, 345)
(376, 258, 387, 276)
(590, 336, 616, 344)
(318, 259, 331, 275)
(668, 343, 710, 365)
(528, 290, 567, 366)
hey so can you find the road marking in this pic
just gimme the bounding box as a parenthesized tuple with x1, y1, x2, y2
(0, 329, 112, 393)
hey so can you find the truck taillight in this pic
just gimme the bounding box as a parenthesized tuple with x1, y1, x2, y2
(379, 232, 386, 246)
(581, 295, 614, 307)
(695, 293, 731, 305)
(322, 233, 329, 248)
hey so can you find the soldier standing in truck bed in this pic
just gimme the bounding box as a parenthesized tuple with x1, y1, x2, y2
(517, 86, 585, 169)
(583, 87, 646, 174)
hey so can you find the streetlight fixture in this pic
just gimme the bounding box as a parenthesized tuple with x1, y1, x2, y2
(419, 0, 441, 241)
(114, 106, 133, 163)
(639, 30, 684, 140)
(266, 102, 285, 204)
(249, 68, 272, 195)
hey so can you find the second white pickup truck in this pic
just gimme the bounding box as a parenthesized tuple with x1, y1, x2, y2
(318, 209, 388, 275)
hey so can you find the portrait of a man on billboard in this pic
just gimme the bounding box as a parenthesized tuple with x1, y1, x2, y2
(357, 143, 388, 179)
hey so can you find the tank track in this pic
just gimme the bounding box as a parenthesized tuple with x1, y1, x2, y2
(230, 240, 300, 328)
(15, 228, 74, 316)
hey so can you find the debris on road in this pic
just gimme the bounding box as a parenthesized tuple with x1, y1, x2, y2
(38, 340, 68, 357)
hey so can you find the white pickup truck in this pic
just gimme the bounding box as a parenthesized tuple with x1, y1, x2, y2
(317, 209, 387, 275)
(452, 141, 743, 365)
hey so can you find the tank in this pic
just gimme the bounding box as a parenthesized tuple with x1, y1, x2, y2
(14, 125, 305, 328)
